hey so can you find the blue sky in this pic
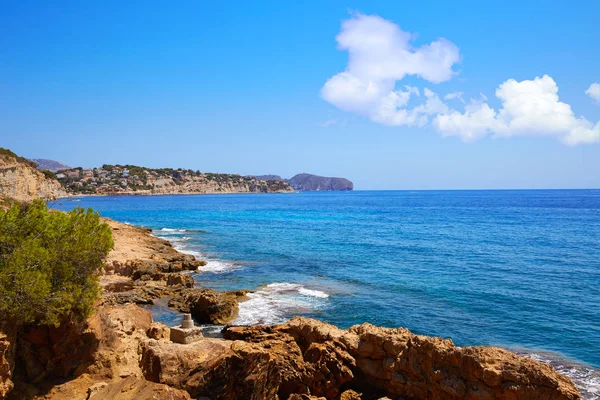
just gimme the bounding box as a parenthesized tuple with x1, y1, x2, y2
(1, 0, 599, 189)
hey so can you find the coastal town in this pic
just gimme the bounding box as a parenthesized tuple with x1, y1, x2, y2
(54, 165, 292, 195)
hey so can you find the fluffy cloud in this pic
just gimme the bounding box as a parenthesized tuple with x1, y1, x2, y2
(321, 14, 599, 145)
(321, 13, 460, 127)
(434, 75, 600, 145)
(587, 83, 600, 103)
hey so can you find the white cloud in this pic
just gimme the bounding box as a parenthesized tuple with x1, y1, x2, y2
(587, 83, 600, 103)
(434, 75, 600, 145)
(321, 13, 460, 127)
(321, 14, 599, 146)
(444, 91, 464, 102)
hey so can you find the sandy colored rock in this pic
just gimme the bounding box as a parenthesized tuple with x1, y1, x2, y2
(0, 153, 64, 202)
(147, 322, 170, 340)
(223, 318, 580, 400)
(168, 288, 241, 324)
(87, 375, 191, 400)
(104, 219, 203, 273)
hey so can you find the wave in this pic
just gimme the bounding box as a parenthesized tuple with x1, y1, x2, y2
(516, 350, 600, 399)
(159, 227, 188, 234)
(156, 232, 240, 274)
(235, 282, 329, 326)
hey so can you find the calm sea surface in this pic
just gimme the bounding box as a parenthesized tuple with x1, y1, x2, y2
(52, 190, 600, 396)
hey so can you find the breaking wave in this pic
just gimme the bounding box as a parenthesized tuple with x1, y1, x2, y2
(235, 282, 329, 326)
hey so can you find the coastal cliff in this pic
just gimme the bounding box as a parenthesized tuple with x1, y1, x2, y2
(287, 173, 353, 191)
(0, 219, 581, 400)
(0, 149, 64, 203)
(250, 173, 355, 191)
(57, 165, 293, 195)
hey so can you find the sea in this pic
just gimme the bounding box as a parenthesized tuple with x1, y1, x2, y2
(52, 190, 600, 398)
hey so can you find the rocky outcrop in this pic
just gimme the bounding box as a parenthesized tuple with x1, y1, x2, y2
(287, 173, 353, 191)
(139, 317, 580, 399)
(168, 288, 246, 324)
(0, 150, 64, 202)
(220, 318, 580, 400)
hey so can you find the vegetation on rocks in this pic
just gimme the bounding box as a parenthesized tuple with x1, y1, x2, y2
(0, 148, 38, 169)
(0, 200, 113, 326)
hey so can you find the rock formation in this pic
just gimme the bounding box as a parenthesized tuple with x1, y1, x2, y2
(138, 316, 580, 400)
(248, 173, 355, 191)
(287, 173, 353, 191)
(0, 149, 64, 202)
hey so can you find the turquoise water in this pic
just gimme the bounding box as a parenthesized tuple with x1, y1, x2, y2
(52, 190, 600, 393)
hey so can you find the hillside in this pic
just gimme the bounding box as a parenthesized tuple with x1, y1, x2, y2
(287, 173, 353, 191)
(0, 148, 64, 203)
(248, 173, 354, 191)
(30, 158, 71, 172)
(57, 164, 294, 195)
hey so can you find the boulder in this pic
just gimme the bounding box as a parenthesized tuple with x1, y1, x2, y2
(166, 273, 195, 288)
(147, 322, 170, 340)
(168, 288, 241, 324)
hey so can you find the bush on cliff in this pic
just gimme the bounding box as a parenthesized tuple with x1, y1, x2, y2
(0, 200, 113, 326)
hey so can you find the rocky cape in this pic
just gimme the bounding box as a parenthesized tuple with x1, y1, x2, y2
(0, 149, 64, 205)
(0, 218, 583, 399)
(251, 173, 354, 191)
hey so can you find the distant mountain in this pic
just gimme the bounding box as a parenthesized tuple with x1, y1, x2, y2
(31, 158, 71, 172)
(247, 173, 353, 191)
(287, 173, 353, 191)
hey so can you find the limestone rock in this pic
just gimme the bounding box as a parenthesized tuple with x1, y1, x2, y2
(166, 273, 195, 288)
(87, 376, 191, 400)
(147, 323, 170, 340)
(168, 288, 241, 324)
(0, 150, 64, 202)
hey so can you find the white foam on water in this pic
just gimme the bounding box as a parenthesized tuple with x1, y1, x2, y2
(159, 227, 187, 234)
(235, 282, 329, 326)
(518, 351, 600, 399)
(165, 237, 240, 274)
(200, 259, 240, 273)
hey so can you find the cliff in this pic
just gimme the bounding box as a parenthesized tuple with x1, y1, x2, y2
(57, 165, 294, 195)
(0, 148, 64, 203)
(287, 173, 353, 191)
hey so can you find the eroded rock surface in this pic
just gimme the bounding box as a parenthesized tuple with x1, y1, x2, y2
(0, 323, 16, 400)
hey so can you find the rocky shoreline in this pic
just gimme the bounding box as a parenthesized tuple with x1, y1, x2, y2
(0, 220, 583, 400)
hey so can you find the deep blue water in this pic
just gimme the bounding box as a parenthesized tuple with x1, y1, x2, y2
(52, 190, 600, 371)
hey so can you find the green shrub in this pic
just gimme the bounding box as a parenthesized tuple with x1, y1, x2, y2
(0, 147, 38, 169)
(41, 169, 57, 180)
(0, 200, 113, 326)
